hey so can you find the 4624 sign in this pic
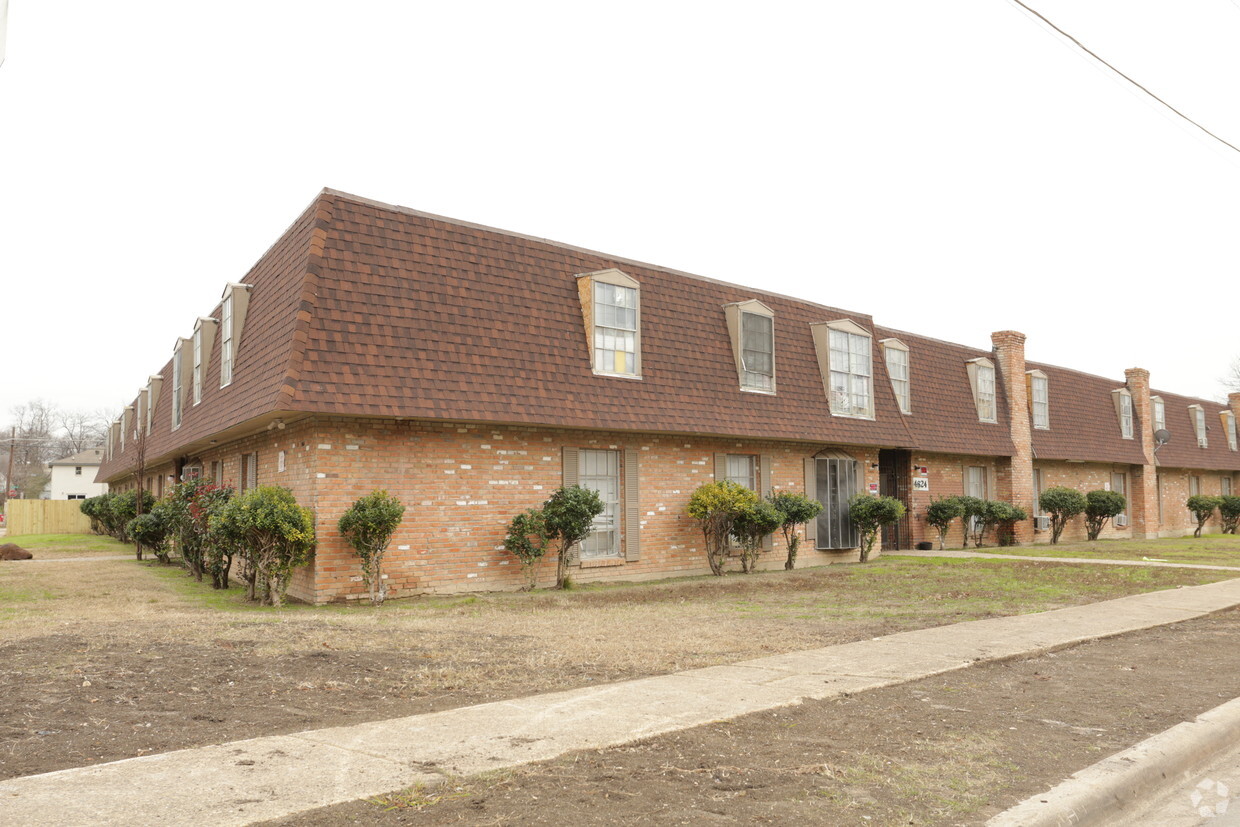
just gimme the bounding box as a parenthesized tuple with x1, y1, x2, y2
(912, 478, 930, 492)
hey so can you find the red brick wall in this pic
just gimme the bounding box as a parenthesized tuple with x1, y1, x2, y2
(906, 452, 1004, 548)
(1030, 460, 1137, 544)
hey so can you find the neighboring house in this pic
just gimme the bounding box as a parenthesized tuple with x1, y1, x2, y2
(49, 448, 108, 500)
(96, 189, 1240, 603)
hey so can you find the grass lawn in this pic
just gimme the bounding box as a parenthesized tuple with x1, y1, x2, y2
(936, 533, 1240, 567)
(1, 532, 132, 559)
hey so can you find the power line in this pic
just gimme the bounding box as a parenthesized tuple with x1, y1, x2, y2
(1008, 0, 1240, 156)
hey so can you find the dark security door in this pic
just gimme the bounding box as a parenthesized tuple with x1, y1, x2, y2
(815, 457, 860, 550)
(879, 449, 912, 550)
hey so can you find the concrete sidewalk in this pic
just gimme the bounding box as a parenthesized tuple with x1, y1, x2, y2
(6, 578, 1240, 826)
(893, 548, 1240, 572)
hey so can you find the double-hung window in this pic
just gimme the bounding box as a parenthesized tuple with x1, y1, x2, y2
(1191, 405, 1207, 448)
(1151, 396, 1165, 432)
(192, 327, 203, 404)
(828, 328, 872, 417)
(172, 343, 183, 429)
(882, 339, 910, 414)
(1113, 390, 1133, 439)
(1029, 372, 1049, 429)
(579, 449, 621, 558)
(726, 454, 757, 490)
(1227, 412, 1238, 451)
(220, 294, 234, 387)
(578, 269, 642, 379)
(966, 358, 997, 423)
(740, 312, 774, 391)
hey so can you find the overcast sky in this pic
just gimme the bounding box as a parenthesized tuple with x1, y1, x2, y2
(2, 1, 1238, 423)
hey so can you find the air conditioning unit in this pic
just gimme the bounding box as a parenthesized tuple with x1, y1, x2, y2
(1114, 514, 1129, 528)
(1033, 515, 1050, 531)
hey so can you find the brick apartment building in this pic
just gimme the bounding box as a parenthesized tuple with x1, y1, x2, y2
(96, 189, 1240, 603)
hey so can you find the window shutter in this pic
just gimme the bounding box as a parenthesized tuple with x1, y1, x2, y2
(624, 448, 640, 561)
(562, 447, 579, 487)
(804, 458, 818, 545)
(714, 453, 727, 481)
(761, 454, 774, 551)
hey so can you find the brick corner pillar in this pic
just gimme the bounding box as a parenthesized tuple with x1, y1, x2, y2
(991, 330, 1034, 544)
(1125, 367, 1160, 538)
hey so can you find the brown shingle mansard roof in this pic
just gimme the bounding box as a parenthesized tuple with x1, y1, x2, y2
(1150, 389, 1238, 472)
(1024, 361, 1148, 466)
(98, 188, 1233, 482)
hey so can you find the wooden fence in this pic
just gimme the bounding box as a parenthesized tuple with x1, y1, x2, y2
(4, 500, 93, 536)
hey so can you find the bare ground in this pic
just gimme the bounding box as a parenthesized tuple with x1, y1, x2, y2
(270, 608, 1240, 826)
(0, 538, 1234, 786)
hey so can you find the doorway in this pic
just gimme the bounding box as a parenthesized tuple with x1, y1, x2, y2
(879, 449, 912, 550)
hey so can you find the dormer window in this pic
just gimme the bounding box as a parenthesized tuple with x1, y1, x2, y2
(1151, 396, 1165, 432)
(192, 315, 217, 404)
(1027, 370, 1049, 430)
(1224, 411, 1238, 451)
(881, 339, 910, 414)
(576, 269, 642, 379)
(145, 376, 161, 436)
(218, 283, 252, 389)
(1191, 405, 1207, 448)
(1113, 389, 1134, 439)
(221, 293, 234, 387)
(810, 319, 874, 419)
(172, 341, 184, 429)
(966, 358, 997, 423)
(724, 300, 775, 393)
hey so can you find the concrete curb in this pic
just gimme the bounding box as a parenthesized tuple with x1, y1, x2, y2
(893, 549, 1240, 572)
(987, 695, 1240, 827)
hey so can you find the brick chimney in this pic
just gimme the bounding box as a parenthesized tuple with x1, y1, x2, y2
(991, 331, 1034, 543)
(1124, 367, 1159, 538)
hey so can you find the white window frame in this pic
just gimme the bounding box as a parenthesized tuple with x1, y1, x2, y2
(1151, 396, 1165, 432)
(822, 320, 874, 419)
(1190, 405, 1207, 448)
(725, 454, 758, 491)
(577, 269, 642, 380)
(1028, 370, 1049, 430)
(966, 358, 998, 424)
(881, 338, 910, 415)
(192, 326, 203, 405)
(579, 449, 621, 559)
(1225, 411, 1237, 452)
(739, 311, 775, 392)
(1112, 389, 1134, 439)
(220, 293, 234, 388)
(172, 342, 183, 429)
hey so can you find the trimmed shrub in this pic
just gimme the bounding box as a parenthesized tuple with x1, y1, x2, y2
(1186, 494, 1224, 539)
(767, 492, 823, 570)
(339, 490, 406, 606)
(80, 495, 108, 535)
(956, 496, 986, 548)
(924, 496, 964, 550)
(542, 485, 605, 589)
(990, 501, 1029, 547)
(164, 479, 235, 585)
(1040, 487, 1087, 544)
(127, 508, 172, 564)
(1220, 495, 1240, 535)
(503, 508, 552, 590)
(687, 480, 761, 576)
(1084, 490, 1127, 541)
(848, 495, 906, 562)
(210, 486, 315, 606)
(731, 499, 783, 574)
(106, 490, 156, 548)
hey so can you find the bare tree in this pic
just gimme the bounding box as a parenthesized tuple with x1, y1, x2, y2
(0, 401, 116, 505)
(1223, 358, 1240, 397)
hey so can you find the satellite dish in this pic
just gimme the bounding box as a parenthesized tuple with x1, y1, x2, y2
(1154, 429, 1171, 446)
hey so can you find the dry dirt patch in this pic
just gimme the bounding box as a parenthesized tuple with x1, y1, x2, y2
(0, 550, 1231, 781)
(276, 609, 1240, 826)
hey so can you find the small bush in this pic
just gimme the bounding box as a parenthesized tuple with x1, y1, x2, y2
(990, 501, 1028, 547)
(339, 490, 406, 606)
(1186, 494, 1224, 539)
(687, 481, 760, 576)
(1220, 495, 1240, 535)
(1084, 490, 1127, 541)
(924, 496, 964, 550)
(127, 508, 172, 564)
(503, 508, 552, 590)
(955, 496, 986, 548)
(543, 486, 605, 589)
(767, 492, 823, 570)
(849, 495, 906, 562)
(211, 486, 315, 606)
(80, 495, 108, 535)
(731, 499, 783, 574)
(106, 490, 156, 547)
(1040, 487, 1087, 544)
